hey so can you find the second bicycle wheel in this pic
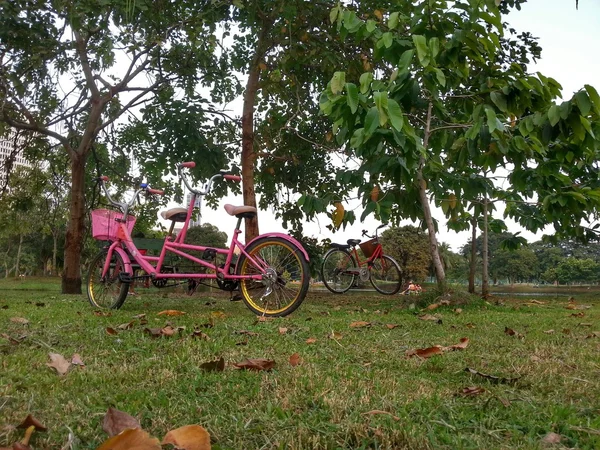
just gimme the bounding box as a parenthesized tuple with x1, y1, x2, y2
(87, 249, 130, 309)
(370, 255, 403, 295)
(321, 248, 356, 294)
(237, 237, 309, 317)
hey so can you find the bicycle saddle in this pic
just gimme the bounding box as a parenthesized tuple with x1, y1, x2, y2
(329, 239, 361, 250)
(160, 207, 188, 222)
(224, 204, 257, 219)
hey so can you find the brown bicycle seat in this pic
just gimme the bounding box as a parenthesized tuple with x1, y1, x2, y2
(224, 204, 257, 219)
(160, 207, 188, 222)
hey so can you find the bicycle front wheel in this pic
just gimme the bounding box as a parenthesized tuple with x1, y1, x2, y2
(87, 249, 129, 309)
(370, 254, 403, 295)
(321, 248, 356, 294)
(237, 237, 309, 317)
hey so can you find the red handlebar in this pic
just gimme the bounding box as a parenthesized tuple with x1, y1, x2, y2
(100, 176, 109, 182)
(148, 188, 164, 195)
(181, 162, 196, 168)
(224, 175, 242, 182)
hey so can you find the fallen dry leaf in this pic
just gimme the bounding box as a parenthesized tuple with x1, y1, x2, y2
(233, 358, 275, 371)
(278, 327, 288, 334)
(464, 367, 520, 384)
(527, 299, 546, 305)
(454, 308, 463, 314)
(349, 321, 371, 328)
(10, 317, 29, 325)
(210, 311, 226, 319)
(461, 386, 485, 396)
(191, 329, 210, 340)
(289, 352, 301, 367)
(161, 425, 211, 450)
(17, 415, 46, 432)
(71, 354, 85, 366)
(160, 325, 176, 337)
(543, 329, 555, 334)
(504, 327, 524, 338)
(102, 408, 141, 437)
(117, 321, 136, 330)
(446, 337, 469, 351)
(439, 299, 451, 306)
(586, 331, 600, 339)
(144, 328, 163, 338)
(406, 346, 443, 359)
(362, 410, 400, 421)
(157, 310, 186, 316)
(94, 310, 112, 317)
(305, 337, 317, 344)
(418, 314, 441, 322)
(385, 324, 399, 329)
(46, 353, 71, 376)
(97, 428, 160, 450)
(132, 314, 146, 319)
(425, 303, 440, 311)
(579, 323, 593, 327)
(106, 327, 118, 335)
(465, 322, 476, 328)
(328, 331, 342, 340)
(199, 357, 225, 372)
(541, 432, 561, 445)
(570, 312, 585, 318)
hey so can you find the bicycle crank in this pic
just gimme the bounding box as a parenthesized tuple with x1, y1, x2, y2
(359, 267, 370, 282)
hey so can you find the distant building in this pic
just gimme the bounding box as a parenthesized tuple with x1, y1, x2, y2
(0, 130, 31, 171)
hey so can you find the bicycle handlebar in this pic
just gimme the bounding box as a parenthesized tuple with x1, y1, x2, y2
(362, 224, 388, 240)
(177, 162, 240, 196)
(97, 177, 164, 217)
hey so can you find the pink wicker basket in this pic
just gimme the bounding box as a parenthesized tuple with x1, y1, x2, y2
(91, 209, 136, 241)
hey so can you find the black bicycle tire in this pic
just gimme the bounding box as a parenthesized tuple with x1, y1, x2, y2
(320, 248, 356, 294)
(370, 254, 403, 295)
(87, 249, 130, 309)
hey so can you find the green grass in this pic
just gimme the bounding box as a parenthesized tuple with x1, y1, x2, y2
(1, 278, 599, 449)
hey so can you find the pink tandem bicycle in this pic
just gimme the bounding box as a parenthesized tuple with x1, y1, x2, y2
(87, 162, 310, 317)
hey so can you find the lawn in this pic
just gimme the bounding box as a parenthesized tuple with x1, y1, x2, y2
(1, 278, 599, 449)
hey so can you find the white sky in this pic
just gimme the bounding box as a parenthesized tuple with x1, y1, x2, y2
(169, 0, 600, 252)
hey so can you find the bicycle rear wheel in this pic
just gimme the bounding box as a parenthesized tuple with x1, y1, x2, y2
(370, 254, 402, 295)
(87, 249, 129, 309)
(237, 237, 309, 317)
(321, 248, 356, 294)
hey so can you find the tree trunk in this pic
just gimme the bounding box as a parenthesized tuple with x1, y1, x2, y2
(14, 233, 23, 278)
(241, 24, 272, 243)
(52, 229, 58, 276)
(481, 197, 489, 298)
(468, 216, 477, 293)
(62, 151, 87, 294)
(419, 102, 445, 290)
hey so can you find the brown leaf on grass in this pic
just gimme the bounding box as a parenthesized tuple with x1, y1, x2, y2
(439, 299, 451, 306)
(328, 331, 342, 340)
(132, 314, 146, 319)
(255, 316, 274, 323)
(10, 317, 29, 325)
(504, 327, 524, 338)
(143, 328, 163, 338)
(106, 327, 118, 335)
(210, 311, 227, 319)
(191, 329, 210, 340)
(305, 337, 317, 344)
(94, 310, 112, 317)
(157, 310, 186, 316)
(46, 353, 71, 376)
(446, 337, 470, 351)
(102, 408, 141, 437)
(570, 312, 585, 318)
(541, 432, 561, 445)
(161, 325, 176, 337)
(464, 367, 520, 384)
(579, 323, 593, 327)
(117, 321, 136, 330)
(543, 329, 555, 334)
(161, 425, 211, 450)
(71, 354, 85, 366)
(235, 338, 248, 346)
(465, 322, 476, 328)
(289, 352, 301, 367)
(586, 331, 600, 339)
(385, 324, 399, 329)
(235, 330, 259, 337)
(199, 357, 225, 372)
(406, 346, 443, 359)
(362, 410, 400, 421)
(349, 321, 371, 328)
(454, 308, 463, 314)
(278, 327, 288, 334)
(461, 386, 485, 396)
(527, 299, 546, 305)
(425, 303, 440, 311)
(16, 415, 47, 431)
(233, 358, 275, 371)
(97, 428, 160, 450)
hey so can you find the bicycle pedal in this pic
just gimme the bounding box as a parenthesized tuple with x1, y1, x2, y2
(118, 273, 133, 283)
(187, 280, 199, 296)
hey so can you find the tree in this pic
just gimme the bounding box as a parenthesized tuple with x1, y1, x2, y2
(380, 226, 431, 282)
(0, 0, 233, 293)
(185, 224, 228, 249)
(319, 0, 600, 293)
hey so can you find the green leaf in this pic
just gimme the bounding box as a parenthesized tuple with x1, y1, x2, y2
(490, 92, 507, 112)
(346, 83, 359, 113)
(584, 84, 600, 114)
(433, 68, 446, 87)
(374, 91, 389, 126)
(366, 19, 377, 33)
(331, 72, 346, 95)
(388, 12, 399, 30)
(382, 32, 393, 48)
(580, 116, 595, 138)
(397, 49, 414, 72)
(386, 99, 404, 131)
(359, 72, 373, 94)
(364, 107, 379, 136)
(548, 105, 560, 127)
(485, 107, 497, 133)
(412, 35, 429, 67)
(575, 90, 592, 116)
(330, 6, 339, 24)
(350, 128, 366, 148)
(428, 37, 439, 59)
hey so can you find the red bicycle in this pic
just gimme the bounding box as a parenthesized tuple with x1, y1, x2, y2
(86, 162, 310, 317)
(320, 225, 402, 295)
